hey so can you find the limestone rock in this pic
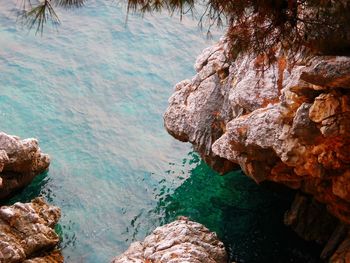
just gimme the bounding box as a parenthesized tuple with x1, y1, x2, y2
(0, 132, 50, 200)
(309, 92, 342, 123)
(112, 217, 227, 263)
(300, 57, 350, 89)
(22, 250, 63, 263)
(0, 198, 62, 263)
(164, 39, 350, 223)
(164, 38, 238, 173)
(164, 39, 350, 260)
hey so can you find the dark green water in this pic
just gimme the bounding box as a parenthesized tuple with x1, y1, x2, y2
(150, 152, 323, 263)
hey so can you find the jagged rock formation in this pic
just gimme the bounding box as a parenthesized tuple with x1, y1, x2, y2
(164, 38, 350, 260)
(0, 197, 62, 263)
(0, 132, 50, 200)
(112, 217, 227, 263)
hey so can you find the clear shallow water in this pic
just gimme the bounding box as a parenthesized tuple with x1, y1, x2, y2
(0, 2, 322, 262)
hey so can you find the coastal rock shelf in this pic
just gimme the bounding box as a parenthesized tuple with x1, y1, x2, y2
(0, 198, 62, 262)
(164, 38, 350, 260)
(112, 217, 227, 263)
(0, 132, 50, 200)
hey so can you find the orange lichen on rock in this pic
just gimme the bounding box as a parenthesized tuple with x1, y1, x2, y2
(164, 39, 350, 260)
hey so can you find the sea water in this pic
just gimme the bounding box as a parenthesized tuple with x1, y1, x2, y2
(0, 1, 322, 262)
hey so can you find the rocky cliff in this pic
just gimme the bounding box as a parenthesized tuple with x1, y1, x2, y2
(0, 132, 50, 200)
(112, 217, 227, 263)
(0, 197, 62, 262)
(164, 38, 350, 261)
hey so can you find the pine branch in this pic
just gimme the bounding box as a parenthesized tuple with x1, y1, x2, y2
(22, 0, 60, 35)
(15, 0, 350, 57)
(54, 0, 86, 9)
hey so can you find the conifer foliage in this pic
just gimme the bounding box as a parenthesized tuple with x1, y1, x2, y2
(19, 0, 350, 58)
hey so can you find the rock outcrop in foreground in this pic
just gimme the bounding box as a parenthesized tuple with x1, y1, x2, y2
(0, 197, 62, 262)
(112, 217, 227, 263)
(0, 132, 50, 200)
(164, 38, 350, 260)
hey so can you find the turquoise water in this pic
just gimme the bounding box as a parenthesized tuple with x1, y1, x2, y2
(0, 2, 322, 262)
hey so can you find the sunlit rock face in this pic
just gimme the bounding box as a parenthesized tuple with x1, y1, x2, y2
(0, 132, 50, 200)
(164, 38, 350, 223)
(112, 217, 227, 263)
(0, 198, 62, 262)
(163, 38, 238, 174)
(164, 39, 350, 259)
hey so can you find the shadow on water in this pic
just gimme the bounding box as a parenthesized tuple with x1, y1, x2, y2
(151, 152, 323, 263)
(4, 171, 51, 205)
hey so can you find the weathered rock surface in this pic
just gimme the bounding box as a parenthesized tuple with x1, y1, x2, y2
(0, 197, 62, 263)
(0, 132, 50, 200)
(164, 38, 350, 260)
(112, 217, 227, 263)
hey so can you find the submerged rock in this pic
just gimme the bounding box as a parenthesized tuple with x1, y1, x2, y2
(164, 38, 350, 260)
(112, 217, 227, 263)
(0, 197, 62, 262)
(0, 132, 50, 200)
